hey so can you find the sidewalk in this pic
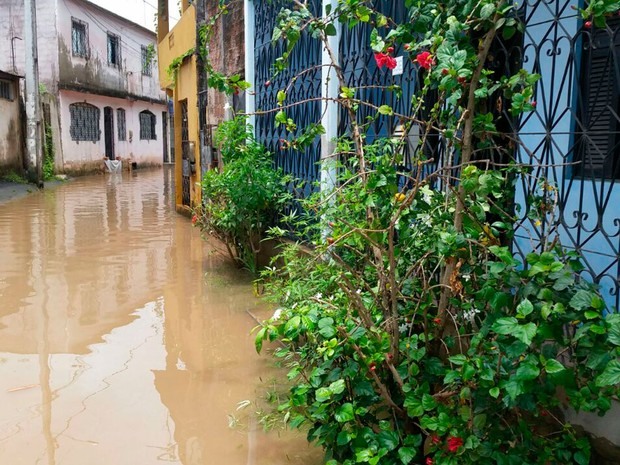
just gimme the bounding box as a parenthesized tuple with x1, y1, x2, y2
(0, 181, 37, 205)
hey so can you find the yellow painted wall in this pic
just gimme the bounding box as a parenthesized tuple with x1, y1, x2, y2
(157, 5, 201, 210)
(158, 5, 196, 89)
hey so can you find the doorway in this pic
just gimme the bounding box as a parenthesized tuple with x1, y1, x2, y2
(103, 106, 115, 160)
(162, 111, 169, 163)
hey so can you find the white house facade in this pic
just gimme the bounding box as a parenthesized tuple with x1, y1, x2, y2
(0, 0, 169, 174)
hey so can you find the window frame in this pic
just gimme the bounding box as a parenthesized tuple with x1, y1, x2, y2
(0, 80, 13, 101)
(107, 32, 121, 68)
(141, 45, 152, 76)
(117, 108, 127, 141)
(71, 18, 89, 58)
(69, 102, 100, 142)
(574, 18, 620, 180)
(139, 110, 157, 140)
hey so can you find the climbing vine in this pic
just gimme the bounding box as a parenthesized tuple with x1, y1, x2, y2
(166, 47, 195, 85)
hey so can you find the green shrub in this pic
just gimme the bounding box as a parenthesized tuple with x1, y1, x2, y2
(196, 116, 292, 273)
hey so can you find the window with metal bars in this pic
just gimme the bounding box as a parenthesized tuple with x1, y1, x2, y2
(139, 110, 156, 140)
(141, 45, 152, 76)
(71, 18, 88, 58)
(117, 108, 126, 141)
(575, 18, 620, 179)
(107, 33, 121, 68)
(70, 103, 100, 142)
(0, 80, 12, 100)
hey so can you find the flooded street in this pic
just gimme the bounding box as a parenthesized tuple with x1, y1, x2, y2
(0, 168, 320, 465)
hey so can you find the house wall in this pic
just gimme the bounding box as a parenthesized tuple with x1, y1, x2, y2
(157, 5, 201, 209)
(205, 0, 245, 124)
(0, 77, 23, 172)
(58, 89, 166, 174)
(0, 0, 60, 90)
(57, 0, 164, 102)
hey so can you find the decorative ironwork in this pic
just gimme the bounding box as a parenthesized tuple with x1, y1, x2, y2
(69, 102, 100, 142)
(253, 0, 620, 307)
(509, 1, 620, 309)
(139, 110, 157, 140)
(180, 100, 191, 206)
(254, 0, 323, 199)
(71, 18, 88, 58)
(116, 108, 126, 141)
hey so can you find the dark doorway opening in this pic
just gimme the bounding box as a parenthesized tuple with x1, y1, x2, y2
(104, 106, 115, 160)
(162, 111, 169, 163)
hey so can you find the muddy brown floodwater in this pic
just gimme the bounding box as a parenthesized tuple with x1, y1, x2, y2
(0, 168, 322, 465)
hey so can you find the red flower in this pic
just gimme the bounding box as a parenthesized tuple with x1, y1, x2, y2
(431, 434, 441, 445)
(433, 318, 442, 325)
(374, 52, 397, 70)
(426, 458, 434, 465)
(447, 436, 464, 453)
(415, 51, 434, 70)
(191, 214, 198, 225)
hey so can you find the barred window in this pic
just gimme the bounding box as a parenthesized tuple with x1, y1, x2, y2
(70, 103, 100, 141)
(72, 18, 88, 58)
(139, 110, 156, 140)
(107, 33, 121, 68)
(141, 45, 152, 76)
(117, 108, 126, 141)
(0, 80, 12, 100)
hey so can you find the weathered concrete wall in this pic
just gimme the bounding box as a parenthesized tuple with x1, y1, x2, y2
(0, 0, 60, 91)
(205, 0, 244, 124)
(59, 89, 166, 174)
(57, 0, 164, 101)
(0, 78, 23, 173)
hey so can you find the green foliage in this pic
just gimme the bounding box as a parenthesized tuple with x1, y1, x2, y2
(1, 170, 28, 184)
(195, 116, 291, 273)
(199, 0, 620, 463)
(43, 123, 54, 181)
(257, 155, 619, 465)
(166, 47, 195, 84)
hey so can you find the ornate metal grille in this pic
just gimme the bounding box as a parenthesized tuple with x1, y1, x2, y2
(254, 0, 323, 199)
(252, 0, 620, 307)
(510, 1, 620, 309)
(69, 102, 100, 142)
(139, 110, 157, 140)
(116, 108, 126, 141)
(180, 100, 191, 206)
(0, 80, 11, 100)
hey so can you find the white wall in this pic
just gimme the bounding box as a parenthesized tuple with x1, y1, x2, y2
(0, 77, 23, 171)
(57, 0, 164, 101)
(59, 89, 166, 170)
(0, 0, 60, 91)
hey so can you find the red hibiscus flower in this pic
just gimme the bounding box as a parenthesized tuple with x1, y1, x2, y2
(416, 51, 434, 70)
(447, 436, 464, 453)
(426, 458, 434, 465)
(374, 52, 397, 70)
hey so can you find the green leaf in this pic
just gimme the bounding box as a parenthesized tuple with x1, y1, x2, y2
(489, 387, 500, 398)
(596, 360, 620, 387)
(378, 105, 394, 115)
(329, 379, 346, 395)
(480, 3, 495, 19)
(422, 393, 437, 411)
(448, 354, 467, 365)
(585, 310, 600, 320)
(544, 359, 565, 374)
(337, 430, 352, 446)
(325, 23, 337, 36)
(606, 315, 620, 346)
(335, 403, 355, 422)
(316, 387, 332, 403)
(516, 362, 540, 381)
(570, 290, 596, 311)
(277, 90, 286, 105)
(377, 430, 399, 450)
(492, 317, 519, 335)
(398, 447, 416, 464)
(516, 299, 534, 318)
(255, 327, 267, 353)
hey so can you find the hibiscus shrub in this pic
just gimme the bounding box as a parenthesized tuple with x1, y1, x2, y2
(258, 151, 620, 465)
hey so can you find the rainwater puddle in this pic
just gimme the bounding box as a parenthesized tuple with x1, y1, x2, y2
(0, 168, 320, 465)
